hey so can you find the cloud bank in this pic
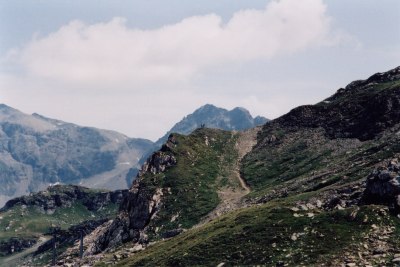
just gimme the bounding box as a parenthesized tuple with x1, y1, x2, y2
(11, 0, 338, 87)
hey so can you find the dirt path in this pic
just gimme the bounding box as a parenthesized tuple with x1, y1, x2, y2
(196, 127, 259, 227)
(0, 236, 50, 266)
(233, 126, 259, 194)
(236, 169, 250, 194)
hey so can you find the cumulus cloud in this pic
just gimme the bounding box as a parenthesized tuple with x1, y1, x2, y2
(10, 0, 338, 87)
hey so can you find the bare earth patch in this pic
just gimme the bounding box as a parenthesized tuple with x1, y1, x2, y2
(196, 127, 260, 226)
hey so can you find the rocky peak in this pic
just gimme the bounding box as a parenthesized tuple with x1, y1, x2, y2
(155, 104, 268, 147)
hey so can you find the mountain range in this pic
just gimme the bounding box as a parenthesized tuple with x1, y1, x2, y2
(0, 104, 267, 207)
(2, 66, 400, 266)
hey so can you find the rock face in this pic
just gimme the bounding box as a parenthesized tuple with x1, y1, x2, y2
(0, 184, 128, 214)
(0, 104, 154, 207)
(88, 137, 178, 254)
(362, 158, 400, 213)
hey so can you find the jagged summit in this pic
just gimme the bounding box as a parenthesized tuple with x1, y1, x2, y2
(155, 104, 268, 146)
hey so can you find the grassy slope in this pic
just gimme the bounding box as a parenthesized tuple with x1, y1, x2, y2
(107, 124, 400, 266)
(115, 199, 398, 266)
(142, 128, 239, 237)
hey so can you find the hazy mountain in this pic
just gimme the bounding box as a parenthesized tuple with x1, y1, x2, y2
(0, 105, 153, 207)
(155, 104, 268, 147)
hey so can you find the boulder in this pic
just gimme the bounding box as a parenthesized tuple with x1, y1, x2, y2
(362, 158, 400, 213)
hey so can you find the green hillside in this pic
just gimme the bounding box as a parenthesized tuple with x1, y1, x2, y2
(96, 67, 400, 267)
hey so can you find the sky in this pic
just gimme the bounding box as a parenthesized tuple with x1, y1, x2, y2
(0, 0, 399, 141)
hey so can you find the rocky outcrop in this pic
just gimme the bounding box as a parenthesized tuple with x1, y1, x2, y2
(1, 185, 128, 214)
(273, 66, 400, 141)
(362, 158, 400, 213)
(87, 137, 178, 254)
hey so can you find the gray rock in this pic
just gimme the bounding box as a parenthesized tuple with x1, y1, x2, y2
(88, 138, 178, 254)
(362, 158, 400, 213)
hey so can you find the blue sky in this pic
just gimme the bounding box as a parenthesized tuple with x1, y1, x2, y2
(0, 0, 399, 140)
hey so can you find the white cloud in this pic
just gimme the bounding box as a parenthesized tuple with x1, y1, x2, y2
(9, 0, 338, 87)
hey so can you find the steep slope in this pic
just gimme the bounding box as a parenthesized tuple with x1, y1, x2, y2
(0, 106, 153, 206)
(103, 66, 400, 266)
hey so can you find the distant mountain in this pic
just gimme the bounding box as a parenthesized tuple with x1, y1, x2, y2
(155, 104, 268, 147)
(0, 105, 153, 207)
